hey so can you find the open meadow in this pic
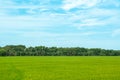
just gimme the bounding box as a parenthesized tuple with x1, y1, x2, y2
(0, 56, 120, 80)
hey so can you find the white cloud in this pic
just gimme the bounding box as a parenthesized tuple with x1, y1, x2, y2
(1, 0, 120, 32)
(74, 18, 105, 29)
(61, 0, 120, 30)
(66, 6, 120, 30)
(62, 0, 100, 11)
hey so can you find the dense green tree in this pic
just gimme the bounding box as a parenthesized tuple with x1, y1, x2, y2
(0, 48, 7, 56)
(0, 45, 120, 56)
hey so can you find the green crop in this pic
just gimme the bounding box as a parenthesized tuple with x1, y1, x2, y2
(0, 56, 120, 80)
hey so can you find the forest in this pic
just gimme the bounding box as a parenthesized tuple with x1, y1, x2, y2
(0, 45, 120, 56)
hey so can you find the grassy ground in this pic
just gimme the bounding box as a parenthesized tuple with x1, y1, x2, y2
(0, 56, 120, 80)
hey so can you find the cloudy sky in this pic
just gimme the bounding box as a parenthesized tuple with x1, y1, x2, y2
(0, 0, 120, 49)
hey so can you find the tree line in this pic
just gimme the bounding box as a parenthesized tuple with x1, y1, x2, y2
(0, 45, 120, 56)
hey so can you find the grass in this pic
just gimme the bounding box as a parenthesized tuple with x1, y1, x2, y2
(0, 56, 120, 80)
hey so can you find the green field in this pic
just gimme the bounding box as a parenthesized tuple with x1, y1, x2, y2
(0, 56, 120, 80)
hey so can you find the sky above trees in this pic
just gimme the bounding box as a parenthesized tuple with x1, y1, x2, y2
(0, 0, 120, 49)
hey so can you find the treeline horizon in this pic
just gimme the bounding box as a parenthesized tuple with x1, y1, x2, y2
(0, 45, 120, 56)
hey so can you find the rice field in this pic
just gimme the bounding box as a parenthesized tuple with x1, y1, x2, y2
(0, 56, 120, 80)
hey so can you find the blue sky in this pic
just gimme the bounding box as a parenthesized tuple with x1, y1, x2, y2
(0, 0, 120, 49)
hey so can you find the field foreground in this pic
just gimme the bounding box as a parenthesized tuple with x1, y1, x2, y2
(0, 56, 120, 80)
